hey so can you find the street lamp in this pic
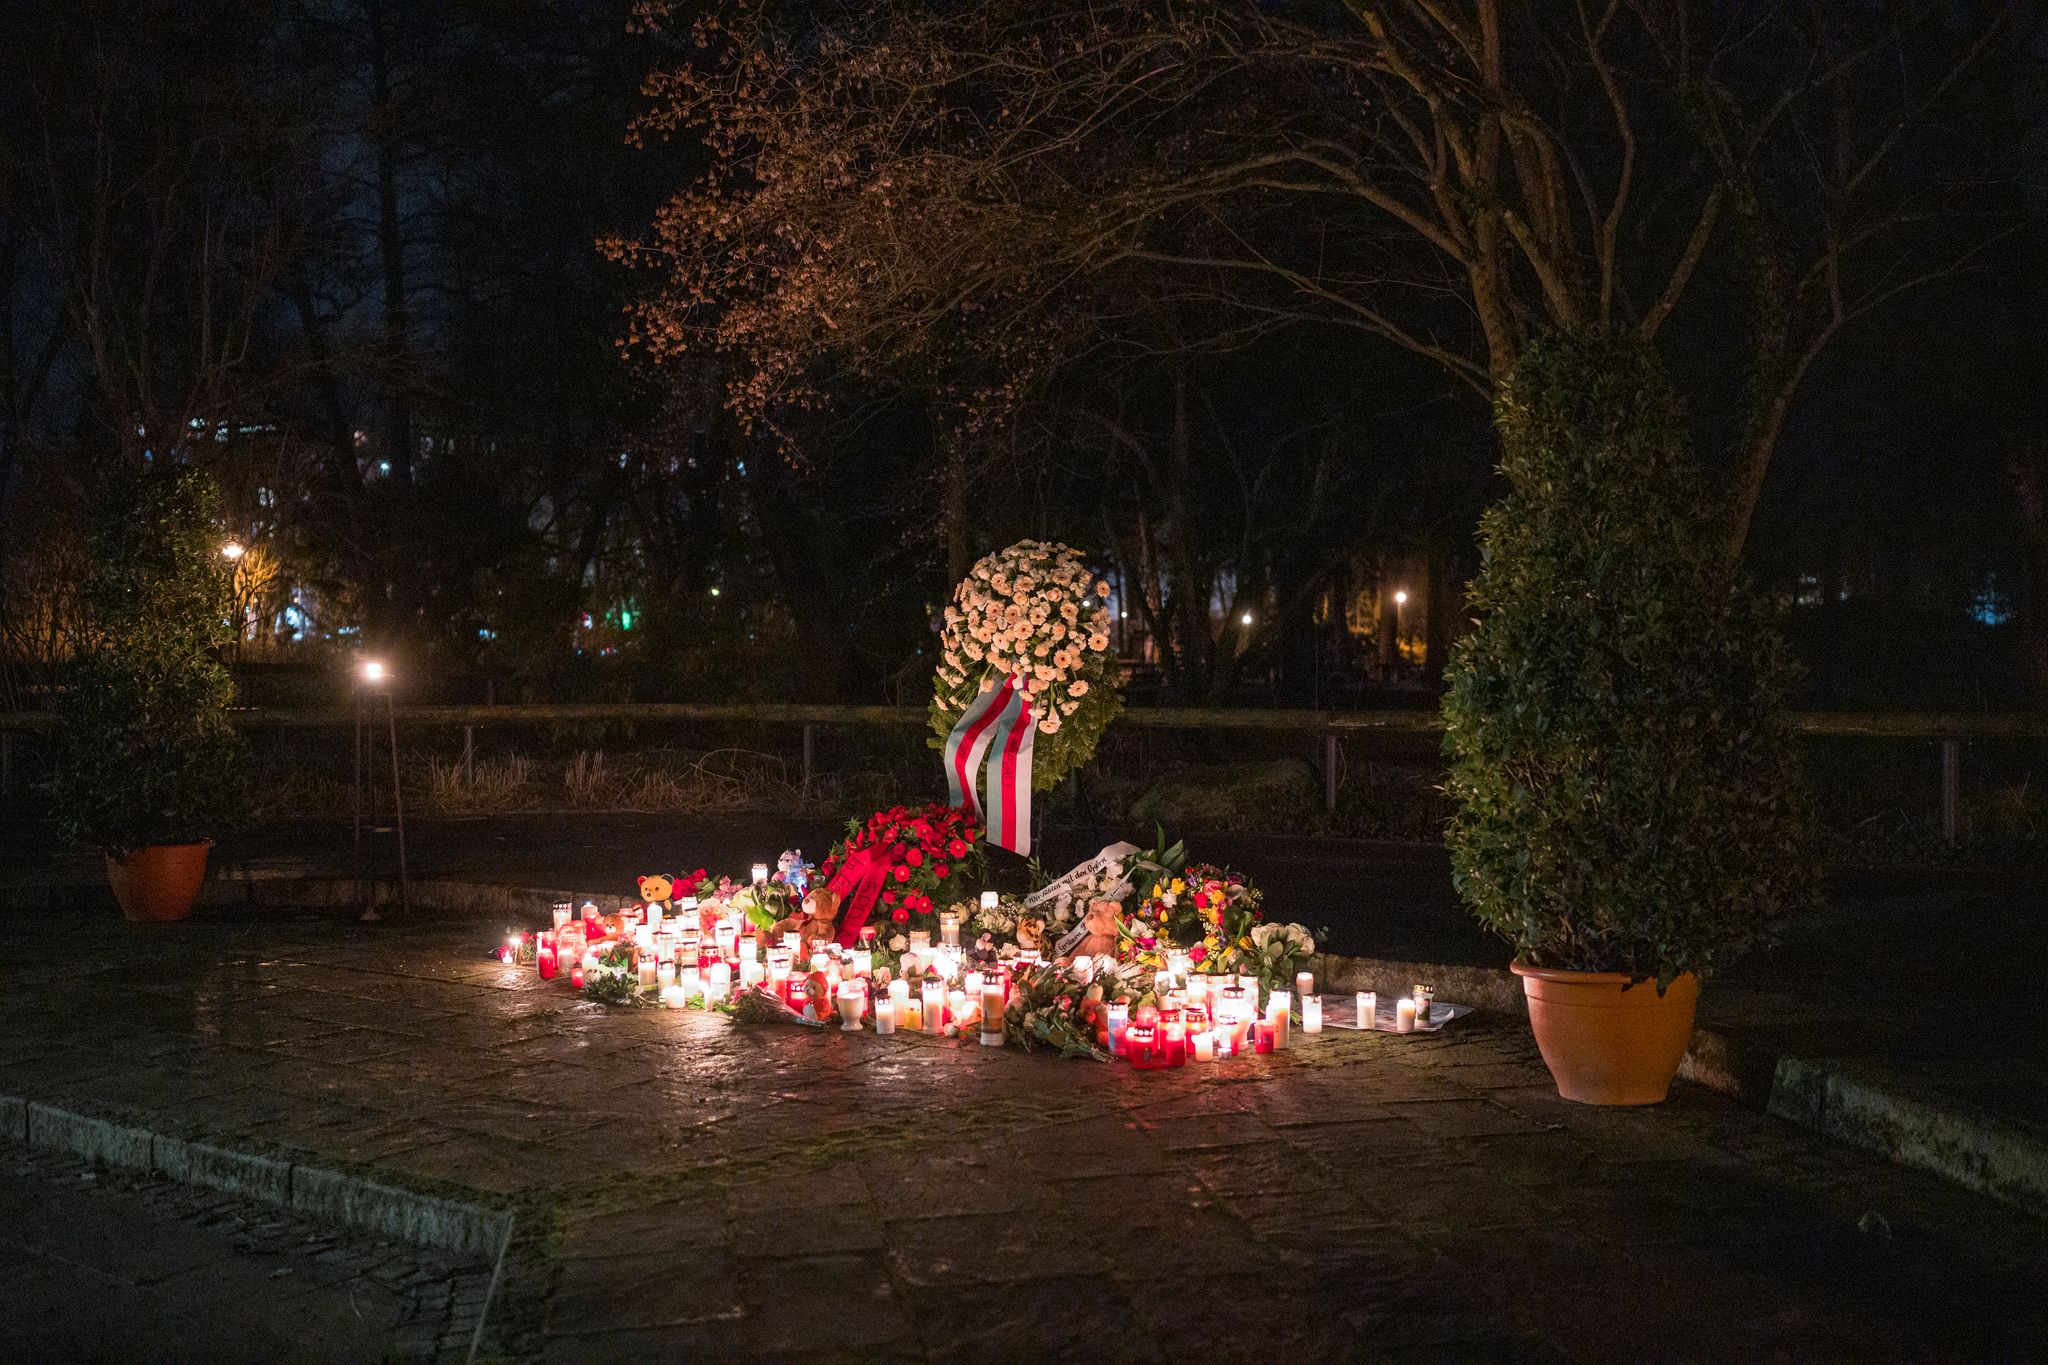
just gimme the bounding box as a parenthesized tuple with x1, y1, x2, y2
(1240, 611, 1254, 626)
(220, 540, 245, 561)
(352, 657, 407, 921)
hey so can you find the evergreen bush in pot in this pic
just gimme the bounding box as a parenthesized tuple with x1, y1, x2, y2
(56, 465, 245, 920)
(1441, 330, 1816, 1102)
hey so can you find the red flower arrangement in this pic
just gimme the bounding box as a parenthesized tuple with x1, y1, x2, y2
(820, 803, 987, 937)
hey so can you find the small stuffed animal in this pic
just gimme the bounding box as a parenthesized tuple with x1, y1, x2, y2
(637, 872, 676, 905)
(1067, 899, 1121, 962)
(1014, 912, 1047, 956)
(777, 849, 808, 895)
(797, 888, 842, 951)
(802, 971, 833, 1022)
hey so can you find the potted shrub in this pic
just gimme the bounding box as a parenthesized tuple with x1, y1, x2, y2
(1442, 330, 1815, 1105)
(56, 466, 245, 921)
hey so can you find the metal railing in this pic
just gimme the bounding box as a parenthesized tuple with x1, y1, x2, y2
(3, 703, 2041, 844)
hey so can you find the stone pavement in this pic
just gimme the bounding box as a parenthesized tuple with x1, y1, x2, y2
(4, 908, 2048, 1361)
(0, 1145, 490, 1363)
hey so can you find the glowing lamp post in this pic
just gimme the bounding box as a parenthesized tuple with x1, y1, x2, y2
(352, 656, 408, 920)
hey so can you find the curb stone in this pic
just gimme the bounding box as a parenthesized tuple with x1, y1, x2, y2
(1, 1095, 514, 1274)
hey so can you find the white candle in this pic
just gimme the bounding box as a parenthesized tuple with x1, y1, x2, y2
(1267, 988, 1291, 1049)
(948, 989, 968, 1032)
(751, 862, 769, 884)
(1302, 994, 1322, 1034)
(551, 902, 572, 931)
(647, 903, 664, 933)
(980, 890, 1000, 913)
(835, 980, 866, 1031)
(963, 970, 984, 997)
(939, 912, 961, 949)
(708, 962, 732, 1006)
(637, 956, 659, 992)
(1396, 997, 1417, 1033)
(1192, 1030, 1216, 1062)
(658, 959, 677, 989)
(681, 964, 701, 1003)
(1357, 991, 1376, 1031)
(660, 984, 686, 1009)
(980, 979, 1006, 1045)
(740, 959, 764, 989)
(889, 978, 911, 1011)
(1296, 970, 1314, 1000)
(852, 949, 873, 976)
(922, 980, 947, 1034)
(874, 997, 896, 1034)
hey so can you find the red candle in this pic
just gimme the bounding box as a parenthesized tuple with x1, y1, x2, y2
(1254, 1020, 1277, 1054)
(537, 946, 557, 980)
(1125, 1024, 1160, 1069)
(570, 965, 586, 991)
(1162, 1021, 1187, 1068)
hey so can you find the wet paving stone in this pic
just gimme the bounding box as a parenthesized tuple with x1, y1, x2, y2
(5, 910, 2048, 1360)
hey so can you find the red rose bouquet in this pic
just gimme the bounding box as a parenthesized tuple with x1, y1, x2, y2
(819, 802, 986, 942)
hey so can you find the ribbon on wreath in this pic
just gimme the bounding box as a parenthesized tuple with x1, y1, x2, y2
(829, 841, 901, 947)
(942, 674, 1037, 856)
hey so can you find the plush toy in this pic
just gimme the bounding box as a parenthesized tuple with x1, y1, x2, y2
(796, 888, 842, 951)
(802, 970, 833, 1022)
(1064, 899, 1121, 962)
(637, 873, 676, 905)
(777, 849, 809, 896)
(1015, 912, 1047, 956)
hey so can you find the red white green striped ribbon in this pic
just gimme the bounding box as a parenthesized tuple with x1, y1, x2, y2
(943, 674, 1036, 856)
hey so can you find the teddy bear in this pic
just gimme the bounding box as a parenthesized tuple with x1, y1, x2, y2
(777, 849, 809, 895)
(774, 887, 842, 950)
(1062, 898, 1122, 963)
(636, 872, 676, 905)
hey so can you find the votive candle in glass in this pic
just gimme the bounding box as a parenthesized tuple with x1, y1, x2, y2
(681, 964, 701, 1005)
(1192, 1030, 1216, 1062)
(552, 902, 572, 932)
(874, 996, 897, 1035)
(1395, 997, 1417, 1033)
(980, 890, 1000, 914)
(767, 948, 792, 985)
(740, 959, 764, 989)
(1162, 1019, 1187, 1067)
(1267, 988, 1292, 1049)
(1106, 1001, 1129, 1056)
(1296, 970, 1314, 1001)
(889, 977, 911, 1011)
(835, 980, 866, 1031)
(980, 978, 1006, 1046)
(1254, 1020, 1277, 1053)
(852, 948, 874, 977)
(1302, 994, 1323, 1034)
(570, 965, 586, 991)
(658, 958, 678, 990)
(739, 934, 759, 963)
(580, 901, 600, 924)
(660, 984, 686, 1009)
(1125, 1024, 1158, 1068)
(1357, 991, 1377, 1031)
(921, 979, 947, 1034)
(939, 911, 961, 950)
(751, 862, 770, 885)
(637, 956, 659, 993)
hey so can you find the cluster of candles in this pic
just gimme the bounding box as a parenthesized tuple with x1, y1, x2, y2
(526, 889, 1019, 1045)
(1112, 971, 1438, 1068)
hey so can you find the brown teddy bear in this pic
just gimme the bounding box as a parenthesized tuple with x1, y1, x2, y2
(1064, 899, 1121, 962)
(794, 887, 842, 952)
(637, 872, 676, 905)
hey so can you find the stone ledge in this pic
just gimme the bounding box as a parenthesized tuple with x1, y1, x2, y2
(1, 1095, 514, 1264)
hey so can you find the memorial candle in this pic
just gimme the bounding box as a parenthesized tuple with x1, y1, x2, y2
(1395, 997, 1417, 1033)
(552, 902, 572, 932)
(948, 989, 968, 1033)
(660, 984, 686, 1009)
(681, 964, 701, 1004)
(570, 964, 586, 991)
(851, 949, 873, 977)
(1192, 1030, 1216, 1062)
(647, 902, 664, 933)
(1162, 1020, 1187, 1067)
(751, 862, 770, 885)
(980, 890, 1000, 914)
(707, 961, 732, 1005)
(740, 960, 764, 989)
(1106, 1002, 1129, 1056)
(939, 911, 961, 950)
(1296, 970, 1314, 1001)
(835, 980, 866, 1031)
(658, 959, 677, 990)
(1267, 989, 1292, 1050)
(1357, 991, 1377, 1031)
(637, 956, 659, 993)
(889, 978, 911, 1012)
(1254, 1019, 1277, 1053)
(1302, 994, 1323, 1034)
(980, 978, 1006, 1046)
(874, 996, 897, 1035)
(921, 979, 947, 1034)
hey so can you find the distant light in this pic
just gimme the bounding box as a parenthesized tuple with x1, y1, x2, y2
(1240, 612, 1253, 626)
(1119, 611, 1127, 620)
(360, 659, 387, 684)
(1393, 590, 1408, 606)
(709, 586, 721, 597)
(219, 540, 245, 561)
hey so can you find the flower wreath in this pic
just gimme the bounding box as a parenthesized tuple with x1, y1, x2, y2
(819, 802, 986, 938)
(929, 540, 1124, 792)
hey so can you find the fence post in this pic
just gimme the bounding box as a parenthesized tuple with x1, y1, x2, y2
(463, 725, 475, 785)
(802, 724, 815, 800)
(1323, 733, 1338, 817)
(1941, 738, 1960, 848)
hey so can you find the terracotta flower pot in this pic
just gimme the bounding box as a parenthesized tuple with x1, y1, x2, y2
(104, 842, 213, 923)
(1511, 960, 1700, 1106)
